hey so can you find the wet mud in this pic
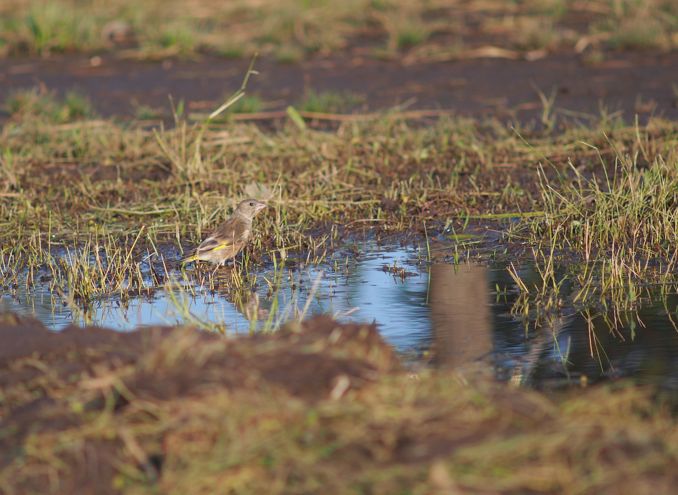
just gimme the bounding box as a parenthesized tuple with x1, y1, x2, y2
(2, 52, 678, 123)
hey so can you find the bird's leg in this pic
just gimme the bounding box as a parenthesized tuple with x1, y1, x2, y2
(210, 263, 221, 278)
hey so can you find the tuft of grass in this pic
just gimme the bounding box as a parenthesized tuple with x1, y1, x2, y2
(532, 151, 678, 270)
(607, 18, 670, 50)
(512, 17, 557, 51)
(133, 103, 164, 120)
(228, 95, 264, 114)
(274, 45, 304, 63)
(5, 87, 95, 123)
(395, 20, 429, 50)
(505, 134, 678, 328)
(149, 21, 199, 56)
(299, 90, 364, 113)
(19, 1, 100, 55)
(374, 8, 432, 53)
(595, 0, 677, 50)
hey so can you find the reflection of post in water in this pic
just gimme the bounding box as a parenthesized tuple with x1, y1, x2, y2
(428, 263, 492, 369)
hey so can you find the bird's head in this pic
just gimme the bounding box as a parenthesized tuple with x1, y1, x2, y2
(235, 198, 268, 220)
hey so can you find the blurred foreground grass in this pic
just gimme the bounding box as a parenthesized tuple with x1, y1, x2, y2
(0, 314, 676, 494)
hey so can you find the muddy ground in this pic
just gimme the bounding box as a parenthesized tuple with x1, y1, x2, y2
(2, 51, 678, 123)
(0, 314, 397, 493)
(2, 313, 678, 495)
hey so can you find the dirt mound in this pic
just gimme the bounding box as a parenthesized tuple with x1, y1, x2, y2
(0, 314, 397, 494)
(1, 314, 677, 495)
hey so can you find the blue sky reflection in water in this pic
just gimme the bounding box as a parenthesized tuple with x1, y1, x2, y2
(3, 242, 678, 389)
(0, 244, 434, 348)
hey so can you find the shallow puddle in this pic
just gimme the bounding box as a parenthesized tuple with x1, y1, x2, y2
(3, 241, 678, 389)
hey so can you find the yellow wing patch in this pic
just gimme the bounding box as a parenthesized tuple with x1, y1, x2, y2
(182, 239, 234, 264)
(208, 242, 233, 253)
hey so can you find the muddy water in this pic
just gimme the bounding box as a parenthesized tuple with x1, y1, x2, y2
(3, 242, 678, 389)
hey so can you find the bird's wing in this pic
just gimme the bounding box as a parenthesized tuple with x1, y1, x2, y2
(181, 235, 234, 264)
(198, 218, 249, 254)
(195, 235, 231, 255)
(182, 217, 250, 263)
(213, 216, 250, 241)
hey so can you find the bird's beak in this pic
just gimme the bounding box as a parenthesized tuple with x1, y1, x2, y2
(255, 202, 268, 213)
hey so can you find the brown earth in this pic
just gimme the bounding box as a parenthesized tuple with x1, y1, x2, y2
(2, 313, 678, 494)
(2, 52, 678, 124)
(0, 313, 397, 494)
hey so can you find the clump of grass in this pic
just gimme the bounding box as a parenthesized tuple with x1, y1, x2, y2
(0, 149, 20, 192)
(299, 90, 364, 113)
(374, 8, 431, 52)
(228, 95, 264, 114)
(594, 0, 677, 50)
(607, 18, 670, 50)
(133, 103, 164, 120)
(506, 132, 678, 329)
(5, 87, 95, 123)
(146, 21, 199, 56)
(50, 231, 151, 306)
(14, 1, 100, 55)
(274, 45, 305, 63)
(395, 20, 429, 50)
(512, 17, 558, 51)
(535, 151, 677, 268)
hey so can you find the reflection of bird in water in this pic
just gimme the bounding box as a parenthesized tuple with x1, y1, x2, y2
(234, 291, 269, 322)
(509, 314, 572, 387)
(182, 199, 267, 266)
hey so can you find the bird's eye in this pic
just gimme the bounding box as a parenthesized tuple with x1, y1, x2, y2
(249, 201, 254, 206)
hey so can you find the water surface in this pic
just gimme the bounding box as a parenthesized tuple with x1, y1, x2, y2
(3, 241, 678, 389)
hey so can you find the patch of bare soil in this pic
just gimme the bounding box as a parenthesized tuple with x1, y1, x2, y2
(2, 52, 677, 123)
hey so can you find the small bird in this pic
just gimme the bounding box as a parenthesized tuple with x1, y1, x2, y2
(182, 198, 268, 266)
